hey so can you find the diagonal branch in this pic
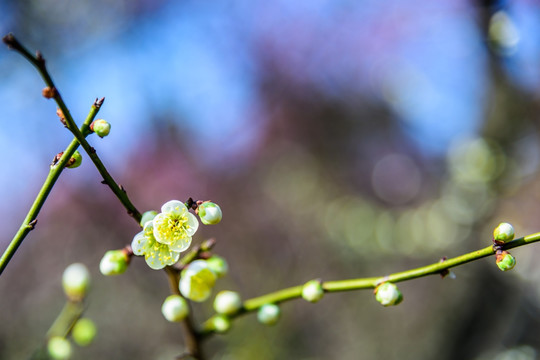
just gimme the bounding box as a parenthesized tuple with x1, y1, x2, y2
(0, 99, 103, 275)
(3, 33, 142, 224)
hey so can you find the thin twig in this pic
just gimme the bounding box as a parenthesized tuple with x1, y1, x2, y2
(2, 33, 142, 224)
(199, 232, 540, 336)
(0, 99, 103, 275)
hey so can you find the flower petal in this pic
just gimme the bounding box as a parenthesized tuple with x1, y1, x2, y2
(161, 200, 187, 215)
(131, 231, 148, 256)
(168, 236, 192, 253)
(185, 213, 199, 236)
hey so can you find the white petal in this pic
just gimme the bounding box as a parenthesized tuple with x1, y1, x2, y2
(161, 200, 187, 214)
(131, 231, 148, 256)
(145, 252, 166, 270)
(185, 213, 199, 236)
(169, 236, 192, 253)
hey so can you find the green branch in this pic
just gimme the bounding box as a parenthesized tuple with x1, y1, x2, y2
(2, 33, 142, 225)
(200, 232, 540, 336)
(0, 99, 103, 275)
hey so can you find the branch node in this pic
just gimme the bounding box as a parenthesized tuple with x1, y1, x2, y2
(27, 219, 38, 230)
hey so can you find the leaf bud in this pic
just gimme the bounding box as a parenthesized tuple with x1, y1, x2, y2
(301, 279, 324, 303)
(62, 263, 90, 301)
(161, 295, 189, 322)
(493, 222, 515, 243)
(72, 318, 97, 346)
(197, 201, 223, 225)
(90, 119, 111, 138)
(99, 250, 130, 276)
(213, 290, 242, 315)
(374, 282, 403, 307)
(496, 251, 516, 271)
(257, 304, 281, 326)
(42, 86, 57, 99)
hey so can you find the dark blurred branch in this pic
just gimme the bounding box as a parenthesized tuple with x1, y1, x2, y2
(165, 267, 205, 360)
(200, 231, 540, 336)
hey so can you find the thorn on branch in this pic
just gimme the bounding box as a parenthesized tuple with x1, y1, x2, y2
(101, 180, 107, 184)
(120, 185, 126, 193)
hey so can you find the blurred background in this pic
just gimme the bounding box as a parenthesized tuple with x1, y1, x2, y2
(1, 0, 540, 359)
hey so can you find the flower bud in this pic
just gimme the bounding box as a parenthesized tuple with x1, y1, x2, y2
(212, 315, 231, 333)
(301, 280, 324, 303)
(179, 260, 217, 302)
(198, 202, 222, 225)
(374, 282, 403, 307)
(257, 304, 281, 326)
(206, 255, 228, 278)
(66, 150, 82, 169)
(496, 251, 516, 271)
(99, 250, 129, 276)
(161, 295, 189, 322)
(493, 222, 515, 243)
(213, 291, 242, 315)
(62, 263, 90, 301)
(90, 119, 111, 138)
(47, 336, 71, 360)
(72, 318, 97, 346)
(140, 210, 158, 227)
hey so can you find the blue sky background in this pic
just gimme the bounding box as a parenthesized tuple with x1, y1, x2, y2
(0, 0, 539, 238)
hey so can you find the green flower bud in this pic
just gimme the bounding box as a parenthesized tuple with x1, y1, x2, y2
(47, 336, 72, 360)
(90, 119, 111, 138)
(301, 280, 324, 303)
(496, 251, 516, 271)
(161, 295, 189, 322)
(493, 222, 515, 243)
(257, 304, 281, 326)
(72, 318, 97, 346)
(179, 260, 217, 302)
(66, 151, 82, 169)
(99, 250, 129, 276)
(374, 282, 403, 307)
(62, 263, 90, 301)
(213, 290, 242, 315)
(206, 255, 228, 278)
(212, 314, 231, 333)
(198, 202, 223, 225)
(140, 210, 158, 227)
